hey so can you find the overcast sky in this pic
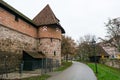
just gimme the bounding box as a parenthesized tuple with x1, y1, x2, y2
(3, 0, 120, 41)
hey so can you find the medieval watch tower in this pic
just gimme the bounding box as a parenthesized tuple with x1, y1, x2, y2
(33, 5, 65, 64)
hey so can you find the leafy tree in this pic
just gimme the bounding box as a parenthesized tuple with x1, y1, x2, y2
(61, 35, 76, 60)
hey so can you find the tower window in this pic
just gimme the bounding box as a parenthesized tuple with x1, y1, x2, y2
(39, 39, 41, 43)
(54, 51, 56, 56)
(50, 38, 53, 42)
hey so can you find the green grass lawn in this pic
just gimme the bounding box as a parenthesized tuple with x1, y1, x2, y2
(87, 63, 120, 80)
(55, 61, 72, 71)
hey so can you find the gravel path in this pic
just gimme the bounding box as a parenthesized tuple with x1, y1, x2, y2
(47, 61, 97, 80)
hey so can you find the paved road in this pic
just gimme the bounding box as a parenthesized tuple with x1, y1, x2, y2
(47, 61, 97, 80)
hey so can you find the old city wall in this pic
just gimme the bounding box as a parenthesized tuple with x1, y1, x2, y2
(0, 25, 37, 70)
(0, 6, 62, 66)
(0, 7, 38, 64)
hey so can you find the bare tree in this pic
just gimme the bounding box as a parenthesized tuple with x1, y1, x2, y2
(76, 35, 95, 61)
(105, 17, 120, 51)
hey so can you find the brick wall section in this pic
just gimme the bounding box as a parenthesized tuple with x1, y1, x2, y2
(0, 7, 37, 38)
(38, 38, 61, 64)
(38, 25, 62, 40)
(0, 25, 37, 54)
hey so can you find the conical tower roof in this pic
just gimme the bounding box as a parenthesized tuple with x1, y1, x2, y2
(33, 4, 65, 33)
(33, 4, 59, 26)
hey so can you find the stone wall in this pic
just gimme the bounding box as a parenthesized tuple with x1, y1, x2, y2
(0, 25, 37, 54)
(38, 38, 61, 64)
(100, 59, 120, 69)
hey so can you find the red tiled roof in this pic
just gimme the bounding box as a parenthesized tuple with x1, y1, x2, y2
(33, 4, 59, 26)
(33, 4, 65, 33)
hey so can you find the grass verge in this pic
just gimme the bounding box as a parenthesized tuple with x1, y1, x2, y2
(22, 74, 50, 80)
(87, 63, 120, 80)
(55, 61, 72, 71)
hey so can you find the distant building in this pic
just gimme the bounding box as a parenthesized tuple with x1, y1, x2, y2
(99, 40, 120, 59)
(89, 44, 109, 62)
(0, 0, 65, 70)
